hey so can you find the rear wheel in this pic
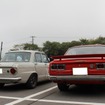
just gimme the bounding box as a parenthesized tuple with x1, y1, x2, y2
(26, 74, 37, 89)
(57, 83, 70, 91)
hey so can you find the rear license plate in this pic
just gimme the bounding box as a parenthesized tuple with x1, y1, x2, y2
(73, 67, 88, 75)
(0, 68, 3, 74)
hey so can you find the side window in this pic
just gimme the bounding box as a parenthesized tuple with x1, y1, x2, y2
(34, 53, 42, 63)
(42, 54, 48, 63)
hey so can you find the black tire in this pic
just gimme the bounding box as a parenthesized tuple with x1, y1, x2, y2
(0, 83, 5, 88)
(57, 83, 70, 91)
(26, 74, 37, 89)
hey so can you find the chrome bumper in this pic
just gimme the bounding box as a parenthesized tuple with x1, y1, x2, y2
(0, 77, 21, 83)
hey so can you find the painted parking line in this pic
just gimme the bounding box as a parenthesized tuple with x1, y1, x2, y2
(5, 86, 57, 105)
(39, 99, 105, 105)
(0, 86, 103, 105)
(0, 95, 105, 105)
(0, 96, 21, 100)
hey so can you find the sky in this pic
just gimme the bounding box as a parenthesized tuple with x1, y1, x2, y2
(0, 0, 105, 53)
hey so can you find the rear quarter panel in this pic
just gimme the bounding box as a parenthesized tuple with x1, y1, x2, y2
(16, 62, 36, 83)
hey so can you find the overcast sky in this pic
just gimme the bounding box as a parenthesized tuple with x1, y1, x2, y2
(0, 0, 105, 53)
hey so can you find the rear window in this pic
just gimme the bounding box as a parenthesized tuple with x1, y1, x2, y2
(65, 46, 105, 55)
(1, 52, 31, 62)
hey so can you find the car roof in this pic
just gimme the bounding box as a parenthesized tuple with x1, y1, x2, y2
(70, 44, 105, 49)
(7, 50, 44, 53)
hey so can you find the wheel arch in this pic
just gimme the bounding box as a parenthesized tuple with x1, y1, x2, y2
(25, 73, 38, 89)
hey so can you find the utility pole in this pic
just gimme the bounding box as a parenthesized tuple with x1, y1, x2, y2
(0, 42, 3, 60)
(31, 36, 35, 44)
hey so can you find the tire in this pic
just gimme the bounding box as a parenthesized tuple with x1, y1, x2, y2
(57, 83, 70, 91)
(26, 74, 37, 89)
(0, 83, 5, 88)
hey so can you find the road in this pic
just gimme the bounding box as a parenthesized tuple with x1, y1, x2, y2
(0, 81, 105, 105)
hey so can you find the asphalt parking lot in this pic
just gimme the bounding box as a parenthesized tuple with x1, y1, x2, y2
(0, 81, 105, 105)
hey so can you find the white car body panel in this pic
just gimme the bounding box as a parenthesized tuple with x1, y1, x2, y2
(0, 50, 49, 85)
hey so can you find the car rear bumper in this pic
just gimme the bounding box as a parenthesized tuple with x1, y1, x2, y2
(49, 75, 105, 81)
(0, 77, 21, 83)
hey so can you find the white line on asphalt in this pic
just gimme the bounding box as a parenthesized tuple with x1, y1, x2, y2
(5, 86, 57, 105)
(3, 97, 105, 105)
(0, 96, 21, 100)
(0, 94, 105, 105)
(0, 85, 104, 105)
(39, 99, 105, 105)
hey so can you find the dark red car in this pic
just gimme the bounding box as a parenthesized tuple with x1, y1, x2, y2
(49, 44, 105, 91)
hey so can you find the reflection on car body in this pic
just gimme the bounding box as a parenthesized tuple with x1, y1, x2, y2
(0, 50, 49, 89)
(49, 44, 105, 91)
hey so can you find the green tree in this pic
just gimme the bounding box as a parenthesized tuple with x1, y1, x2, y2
(43, 41, 61, 57)
(80, 38, 89, 45)
(43, 41, 81, 56)
(14, 43, 39, 50)
(13, 36, 105, 57)
(23, 43, 39, 50)
(94, 36, 105, 44)
(70, 40, 81, 47)
(60, 42, 71, 55)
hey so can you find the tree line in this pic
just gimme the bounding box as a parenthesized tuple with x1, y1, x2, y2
(14, 36, 105, 57)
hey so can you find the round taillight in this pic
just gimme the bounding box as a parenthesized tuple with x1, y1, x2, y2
(10, 68, 16, 74)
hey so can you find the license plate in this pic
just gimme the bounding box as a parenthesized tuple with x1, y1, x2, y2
(0, 68, 3, 74)
(73, 67, 88, 75)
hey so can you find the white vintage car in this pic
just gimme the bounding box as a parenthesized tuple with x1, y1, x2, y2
(0, 50, 49, 89)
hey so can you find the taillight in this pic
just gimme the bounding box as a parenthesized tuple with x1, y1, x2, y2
(96, 63, 105, 69)
(58, 64, 65, 69)
(10, 68, 17, 74)
(51, 64, 65, 70)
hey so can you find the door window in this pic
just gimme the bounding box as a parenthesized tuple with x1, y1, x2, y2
(34, 53, 42, 62)
(42, 54, 48, 63)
